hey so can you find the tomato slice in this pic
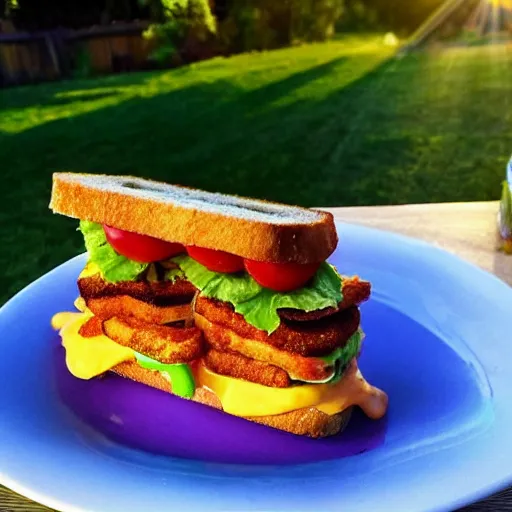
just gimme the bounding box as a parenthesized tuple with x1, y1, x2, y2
(244, 259, 320, 292)
(186, 246, 245, 273)
(103, 225, 185, 263)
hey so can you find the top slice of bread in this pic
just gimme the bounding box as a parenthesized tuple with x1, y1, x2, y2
(50, 172, 338, 263)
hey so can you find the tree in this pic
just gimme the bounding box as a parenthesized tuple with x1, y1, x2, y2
(344, 0, 446, 34)
(142, 0, 217, 65)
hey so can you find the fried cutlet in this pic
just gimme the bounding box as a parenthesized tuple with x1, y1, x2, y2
(78, 273, 196, 307)
(278, 276, 370, 322)
(102, 316, 203, 364)
(84, 295, 192, 325)
(205, 349, 291, 388)
(194, 296, 360, 356)
(78, 315, 103, 337)
(194, 311, 359, 382)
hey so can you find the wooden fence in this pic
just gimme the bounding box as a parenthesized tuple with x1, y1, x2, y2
(0, 22, 154, 87)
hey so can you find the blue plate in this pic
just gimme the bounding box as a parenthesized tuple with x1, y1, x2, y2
(1, 222, 511, 512)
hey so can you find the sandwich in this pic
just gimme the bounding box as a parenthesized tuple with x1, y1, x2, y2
(50, 172, 388, 438)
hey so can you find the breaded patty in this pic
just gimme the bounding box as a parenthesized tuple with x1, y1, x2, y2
(195, 296, 360, 357)
(278, 276, 370, 322)
(205, 349, 291, 388)
(84, 295, 193, 325)
(78, 273, 196, 307)
(78, 315, 103, 337)
(102, 316, 203, 364)
(195, 312, 353, 382)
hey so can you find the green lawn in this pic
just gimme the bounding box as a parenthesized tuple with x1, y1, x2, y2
(1, 36, 511, 304)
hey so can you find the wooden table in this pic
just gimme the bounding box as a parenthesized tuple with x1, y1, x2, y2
(327, 201, 511, 287)
(1, 201, 510, 512)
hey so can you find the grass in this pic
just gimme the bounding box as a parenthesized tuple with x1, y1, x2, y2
(1, 35, 511, 304)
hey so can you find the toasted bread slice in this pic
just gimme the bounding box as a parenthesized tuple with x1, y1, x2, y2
(111, 360, 352, 438)
(247, 406, 352, 438)
(50, 172, 337, 263)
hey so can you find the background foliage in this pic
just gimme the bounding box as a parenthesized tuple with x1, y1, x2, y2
(217, 0, 344, 53)
(1, 0, 449, 38)
(342, 0, 445, 35)
(0, 0, 455, 63)
(142, 0, 217, 65)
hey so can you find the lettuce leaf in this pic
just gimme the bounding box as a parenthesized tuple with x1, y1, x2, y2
(165, 266, 185, 282)
(322, 330, 362, 365)
(79, 221, 148, 282)
(323, 330, 362, 384)
(297, 330, 362, 384)
(173, 254, 261, 301)
(173, 255, 342, 333)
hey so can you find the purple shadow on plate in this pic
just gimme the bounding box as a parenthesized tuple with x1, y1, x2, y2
(54, 343, 387, 466)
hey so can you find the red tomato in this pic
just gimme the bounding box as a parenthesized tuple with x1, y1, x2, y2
(186, 246, 245, 273)
(103, 225, 185, 263)
(244, 259, 320, 292)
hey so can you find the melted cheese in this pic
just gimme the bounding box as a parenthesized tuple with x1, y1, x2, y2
(52, 312, 388, 419)
(195, 359, 387, 418)
(78, 262, 101, 279)
(52, 312, 134, 379)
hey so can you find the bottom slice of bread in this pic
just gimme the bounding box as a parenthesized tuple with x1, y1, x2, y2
(112, 360, 352, 438)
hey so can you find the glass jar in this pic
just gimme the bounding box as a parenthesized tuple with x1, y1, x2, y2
(498, 158, 512, 253)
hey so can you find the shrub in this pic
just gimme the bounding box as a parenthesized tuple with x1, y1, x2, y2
(218, 0, 344, 54)
(143, 0, 217, 65)
(218, 3, 277, 53)
(291, 0, 344, 42)
(337, 0, 380, 32)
